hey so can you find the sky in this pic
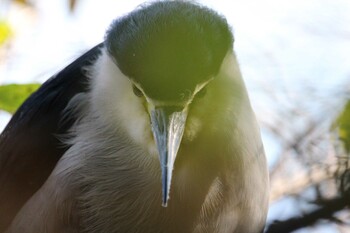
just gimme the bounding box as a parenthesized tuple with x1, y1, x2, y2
(2, 0, 350, 163)
(1, 1, 349, 105)
(1, 0, 350, 232)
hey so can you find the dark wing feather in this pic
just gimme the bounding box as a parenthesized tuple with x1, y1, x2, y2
(0, 43, 103, 231)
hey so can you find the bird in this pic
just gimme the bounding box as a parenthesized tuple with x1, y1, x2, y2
(0, 1, 269, 233)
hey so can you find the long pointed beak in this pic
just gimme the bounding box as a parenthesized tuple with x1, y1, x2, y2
(150, 106, 188, 207)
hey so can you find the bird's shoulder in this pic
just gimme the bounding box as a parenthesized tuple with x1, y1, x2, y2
(0, 43, 103, 232)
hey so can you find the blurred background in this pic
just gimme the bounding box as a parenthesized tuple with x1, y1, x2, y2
(0, 0, 349, 232)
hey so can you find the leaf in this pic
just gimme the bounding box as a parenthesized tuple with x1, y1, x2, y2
(337, 100, 350, 154)
(0, 20, 12, 47)
(13, 0, 30, 5)
(0, 83, 40, 114)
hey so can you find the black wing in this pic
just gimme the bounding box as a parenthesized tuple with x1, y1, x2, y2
(0, 43, 103, 231)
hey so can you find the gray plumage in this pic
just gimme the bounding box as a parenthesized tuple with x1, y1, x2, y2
(2, 1, 269, 233)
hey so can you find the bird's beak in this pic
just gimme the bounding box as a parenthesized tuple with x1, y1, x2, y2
(150, 106, 188, 207)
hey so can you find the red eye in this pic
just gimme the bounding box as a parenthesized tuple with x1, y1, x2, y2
(132, 85, 143, 97)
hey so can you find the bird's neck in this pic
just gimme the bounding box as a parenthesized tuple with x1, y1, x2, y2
(65, 114, 226, 232)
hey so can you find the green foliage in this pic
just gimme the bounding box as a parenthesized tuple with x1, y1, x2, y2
(0, 83, 40, 114)
(337, 100, 350, 154)
(0, 20, 12, 47)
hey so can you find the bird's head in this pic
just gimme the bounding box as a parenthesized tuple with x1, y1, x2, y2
(97, 1, 235, 207)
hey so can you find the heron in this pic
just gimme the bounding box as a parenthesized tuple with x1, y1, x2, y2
(0, 1, 269, 232)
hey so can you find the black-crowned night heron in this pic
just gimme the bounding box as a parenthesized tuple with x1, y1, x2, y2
(0, 1, 269, 233)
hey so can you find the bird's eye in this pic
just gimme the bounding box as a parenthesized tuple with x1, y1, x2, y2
(132, 85, 143, 97)
(196, 87, 207, 99)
